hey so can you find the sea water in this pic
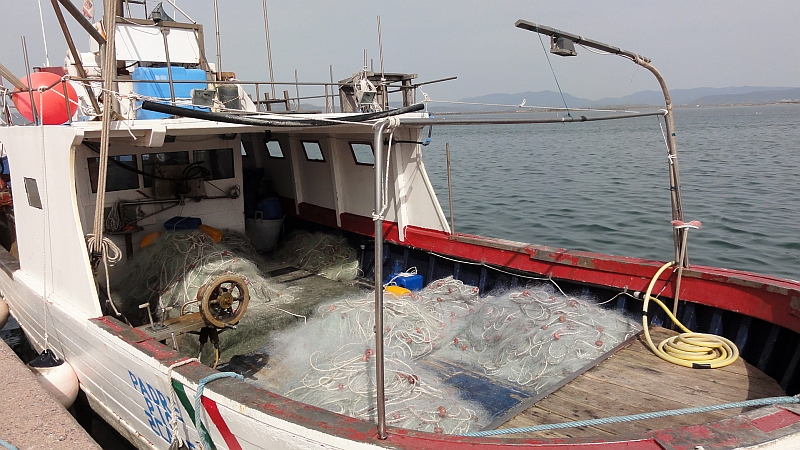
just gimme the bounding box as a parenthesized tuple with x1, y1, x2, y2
(423, 103, 800, 282)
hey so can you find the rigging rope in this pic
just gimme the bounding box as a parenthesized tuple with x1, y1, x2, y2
(536, 33, 571, 117)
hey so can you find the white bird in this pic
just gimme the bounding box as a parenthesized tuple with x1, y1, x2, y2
(518, 99, 526, 107)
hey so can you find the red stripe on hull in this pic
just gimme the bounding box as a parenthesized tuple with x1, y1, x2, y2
(201, 395, 244, 450)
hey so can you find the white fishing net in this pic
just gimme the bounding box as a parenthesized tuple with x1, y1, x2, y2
(272, 231, 360, 282)
(110, 230, 288, 324)
(258, 276, 640, 434)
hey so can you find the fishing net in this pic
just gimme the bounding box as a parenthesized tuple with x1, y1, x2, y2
(273, 231, 360, 281)
(110, 230, 288, 325)
(258, 276, 640, 434)
(260, 288, 487, 434)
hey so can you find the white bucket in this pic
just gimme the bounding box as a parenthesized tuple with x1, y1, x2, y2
(245, 216, 283, 251)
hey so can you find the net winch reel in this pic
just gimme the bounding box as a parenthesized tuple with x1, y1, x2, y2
(197, 274, 250, 329)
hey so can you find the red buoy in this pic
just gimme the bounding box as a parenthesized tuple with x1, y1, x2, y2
(11, 71, 78, 125)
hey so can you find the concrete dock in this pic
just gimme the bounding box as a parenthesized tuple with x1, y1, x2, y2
(0, 333, 101, 449)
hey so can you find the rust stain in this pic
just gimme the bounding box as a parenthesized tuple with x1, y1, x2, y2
(790, 296, 800, 317)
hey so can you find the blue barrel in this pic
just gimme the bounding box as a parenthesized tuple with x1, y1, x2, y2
(255, 198, 282, 220)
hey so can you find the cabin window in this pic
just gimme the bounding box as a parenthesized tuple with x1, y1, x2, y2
(193, 148, 235, 181)
(266, 141, 284, 159)
(349, 142, 375, 165)
(23, 177, 42, 209)
(88, 155, 139, 193)
(141, 151, 190, 188)
(302, 141, 325, 162)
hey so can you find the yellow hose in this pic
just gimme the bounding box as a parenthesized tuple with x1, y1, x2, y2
(641, 261, 739, 369)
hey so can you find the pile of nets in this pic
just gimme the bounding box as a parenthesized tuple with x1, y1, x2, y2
(258, 276, 640, 434)
(273, 231, 359, 281)
(261, 285, 486, 434)
(111, 230, 287, 324)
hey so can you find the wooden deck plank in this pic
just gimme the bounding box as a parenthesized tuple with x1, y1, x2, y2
(502, 326, 785, 438)
(641, 327, 778, 382)
(607, 348, 785, 399)
(551, 380, 730, 427)
(501, 404, 614, 439)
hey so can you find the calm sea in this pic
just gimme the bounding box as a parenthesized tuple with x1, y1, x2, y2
(423, 103, 800, 282)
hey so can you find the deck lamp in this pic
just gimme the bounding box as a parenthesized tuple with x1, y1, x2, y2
(550, 36, 577, 56)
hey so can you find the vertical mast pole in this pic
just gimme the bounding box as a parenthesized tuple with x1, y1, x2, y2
(372, 120, 389, 439)
(262, 0, 276, 99)
(213, 0, 222, 78)
(21, 37, 39, 126)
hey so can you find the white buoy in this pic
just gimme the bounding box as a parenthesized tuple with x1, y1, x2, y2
(0, 298, 8, 330)
(28, 350, 79, 409)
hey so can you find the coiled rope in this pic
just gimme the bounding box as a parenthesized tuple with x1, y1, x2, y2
(463, 395, 800, 437)
(642, 261, 739, 369)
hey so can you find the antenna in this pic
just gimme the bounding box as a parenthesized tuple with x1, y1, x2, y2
(377, 16, 386, 110)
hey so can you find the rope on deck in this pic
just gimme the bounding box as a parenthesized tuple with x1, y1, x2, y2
(462, 396, 800, 437)
(194, 372, 244, 449)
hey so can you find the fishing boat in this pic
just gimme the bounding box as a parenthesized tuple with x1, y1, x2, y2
(1, 2, 799, 449)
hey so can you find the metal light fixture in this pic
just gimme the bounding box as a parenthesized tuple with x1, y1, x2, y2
(550, 36, 577, 57)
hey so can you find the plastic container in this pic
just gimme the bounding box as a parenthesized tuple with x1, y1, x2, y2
(164, 216, 202, 230)
(217, 84, 241, 110)
(255, 198, 283, 220)
(388, 273, 424, 291)
(198, 224, 223, 242)
(245, 217, 283, 252)
(132, 66, 208, 119)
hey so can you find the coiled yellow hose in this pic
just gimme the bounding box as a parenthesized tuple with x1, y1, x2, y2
(642, 261, 739, 369)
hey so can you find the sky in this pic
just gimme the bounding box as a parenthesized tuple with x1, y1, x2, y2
(1, 1, 799, 103)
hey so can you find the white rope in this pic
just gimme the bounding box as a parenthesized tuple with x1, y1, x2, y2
(372, 117, 401, 221)
(163, 358, 200, 447)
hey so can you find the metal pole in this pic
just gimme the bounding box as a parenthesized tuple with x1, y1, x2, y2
(212, 0, 222, 78)
(372, 119, 389, 440)
(21, 37, 39, 126)
(262, 0, 275, 98)
(294, 69, 300, 111)
(330, 65, 338, 113)
(50, 0, 102, 116)
(55, 0, 106, 45)
(446, 142, 455, 234)
(515, 20, 685, 265)
(161, 27, 176, 104)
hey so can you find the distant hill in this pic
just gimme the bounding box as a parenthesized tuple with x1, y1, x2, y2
(429, 86, 799, 112)
(693, 88, 800, 105)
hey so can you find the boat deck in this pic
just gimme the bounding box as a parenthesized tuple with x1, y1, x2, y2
(202, 266, 785, 438)
(500, 326, 786, 439)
